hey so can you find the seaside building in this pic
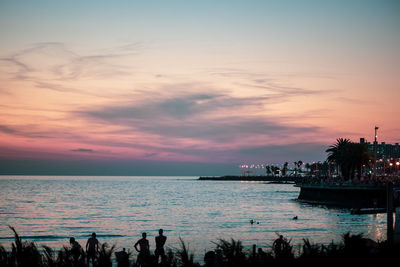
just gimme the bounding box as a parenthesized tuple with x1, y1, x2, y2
(360, 138, 400, 175)
(360, 138, 400, 159)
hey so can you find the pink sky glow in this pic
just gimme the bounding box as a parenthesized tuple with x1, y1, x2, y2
(0, 1, 399, 173)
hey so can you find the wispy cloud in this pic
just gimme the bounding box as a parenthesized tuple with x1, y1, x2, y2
(0, 42, 383, 165)
(0, 125, 17, 135)
(81, 91, 268, 121)
(76, 89, 325, 162)
(0, 124, 50, 139)
(0, 41, 142, 84)
(71, 148, 95, 153)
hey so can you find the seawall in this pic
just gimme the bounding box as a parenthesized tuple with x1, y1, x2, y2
(198, 175, 303, 182)
(296, 184, 388, 208)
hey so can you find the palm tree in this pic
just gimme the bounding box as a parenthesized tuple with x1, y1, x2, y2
(265, 165, 272, 176)
(326, 138, 371, 180)
(282, 162, 289, 176)
(297, 160, 303, 170)
(326, 138, 351, 179)
(305, 163, 311, 175)
(294, 161, 303, 176)
(348, 142, 371, 179)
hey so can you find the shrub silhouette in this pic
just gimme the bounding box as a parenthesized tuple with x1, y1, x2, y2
(0, 227, 399, 267)
(97, 243, 115, 267)
(214, 238, 246, 267)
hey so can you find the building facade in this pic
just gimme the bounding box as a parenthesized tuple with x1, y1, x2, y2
(360, 138, 400, 159)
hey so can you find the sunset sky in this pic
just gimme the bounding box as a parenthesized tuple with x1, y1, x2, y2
(0, 0, 399, 175)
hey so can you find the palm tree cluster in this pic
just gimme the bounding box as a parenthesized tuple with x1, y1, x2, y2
(1, 227, 399, 267)
(265, 162, 299, 176)
(265, 165, 280, 176)
(292, 161, 303, 175)
(326, 138, 372, 180)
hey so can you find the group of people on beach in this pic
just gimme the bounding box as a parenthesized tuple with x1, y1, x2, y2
(69, 229, 167, 266)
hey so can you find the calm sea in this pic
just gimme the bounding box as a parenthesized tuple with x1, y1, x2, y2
(0, 176, 387, 259)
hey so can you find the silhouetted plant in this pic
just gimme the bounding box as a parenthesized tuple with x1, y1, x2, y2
(175, 237, 194, 267)
(97, 243, 115, 267)
(215, 238, 246, 267)
(301, 238, 323, 257)
(42, 245, 56, 267)
(272, 234, 294, 263)
(0, 244, 11, 267)
(115, 248, 131, 267)
(2, 226, 400, 267)
(298, 238, 327, 265)
(9, 226, 42, 267)
(165, 248, 178, 267)
(57, 246, 74, 267)
(56, 244, 86, 267)
(323, 241, 343, 259)
(342, 232, 373, 258)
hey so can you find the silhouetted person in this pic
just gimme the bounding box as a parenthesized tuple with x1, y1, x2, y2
(86, 232, 99, 265)
(69, 237, 82, 262)
(273, 235, 284, 256)
(134, 232, 150, 266)
(155, 229, 167, 263)
(115, 248, 129, 267)
(70, 237, 81, 250)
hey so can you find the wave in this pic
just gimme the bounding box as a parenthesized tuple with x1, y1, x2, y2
(0, 234, 126, 240)
(0, 235, 65, 240)
(90, 234, 125, 238)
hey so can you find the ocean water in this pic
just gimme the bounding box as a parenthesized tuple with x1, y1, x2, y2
(0, 176, 387, 259)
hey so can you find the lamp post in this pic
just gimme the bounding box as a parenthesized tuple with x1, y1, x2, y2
(389, 162, 393, 176)
(373, 126, 379, 179)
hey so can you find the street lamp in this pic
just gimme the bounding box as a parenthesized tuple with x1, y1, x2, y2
(373, 126, 379, 178)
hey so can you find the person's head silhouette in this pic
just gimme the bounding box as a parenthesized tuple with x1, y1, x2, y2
(142, 232, 147, 238)
(159, 229, 163, 235)
(92, 233, 96, 238)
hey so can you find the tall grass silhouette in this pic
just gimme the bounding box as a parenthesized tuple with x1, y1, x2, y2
(0, 226, 399, 266)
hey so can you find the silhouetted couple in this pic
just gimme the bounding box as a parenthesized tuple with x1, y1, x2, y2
(134, 229, 167, 266)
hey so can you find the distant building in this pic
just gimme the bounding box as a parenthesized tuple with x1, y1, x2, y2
(360, 138, 400, 159)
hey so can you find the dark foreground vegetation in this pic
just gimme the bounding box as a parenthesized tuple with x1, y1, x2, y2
(1, 226, 399, 267)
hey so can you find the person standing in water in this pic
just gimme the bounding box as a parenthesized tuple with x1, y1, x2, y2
(134, 232, 150, 266)
(86, 232, 99, 265)
(155, 229, 167, 263)
(69, 237, 82, 262)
